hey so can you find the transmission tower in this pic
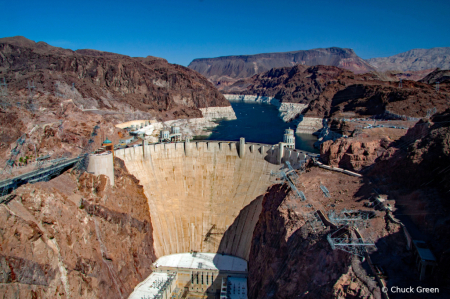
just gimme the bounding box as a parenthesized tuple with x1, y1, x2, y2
(1, 134, 26, 175)
(73, 125, 100, 175)
(26, 81, 36, 111)
(54, 82, 65, 98)
(436, 81, 439, 92)
(327, 228, 375, 257)
(328, 209, 373, 227)
(0, 78, 7, 96)
(426, 107, 437, 119)
(327, 208, 376, 256)
(320, 183, 331, 198)
(281, 170, 307, 201)
(57, 120, 64, 137)
(285, 161, 299, 180)
(35, 154, 51, 170)
(0, 78, 9, 108)
(399, 78, 402, 88)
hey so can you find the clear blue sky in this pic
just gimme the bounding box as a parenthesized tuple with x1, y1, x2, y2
(2, 0, 449, 66)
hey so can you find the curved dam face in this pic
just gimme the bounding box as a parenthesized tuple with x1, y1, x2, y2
(115, 141, 306, 260)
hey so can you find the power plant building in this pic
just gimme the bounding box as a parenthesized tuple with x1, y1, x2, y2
(129, 253, 248, 299)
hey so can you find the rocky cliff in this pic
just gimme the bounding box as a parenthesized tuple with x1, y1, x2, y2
(0, 158, 156, 298)
(419, 68, 450, 86)
(390, 68, 437, 82)
(226, 64, 449, 121)
(188, 48, 376, 89)
(320, 109, 450, 288)
(247, 165, 409, 299)
(0, 100, 125, 170)
(366, 47, 450, 72)
(0, 36, 230, 121)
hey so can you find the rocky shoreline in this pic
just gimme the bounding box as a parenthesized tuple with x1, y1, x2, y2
(224, 94, 309, 125)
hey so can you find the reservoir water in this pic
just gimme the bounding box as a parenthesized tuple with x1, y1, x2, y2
(205, 100, 319, 153)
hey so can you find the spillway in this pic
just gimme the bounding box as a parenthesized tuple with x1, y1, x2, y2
(114, 140, 306, 260)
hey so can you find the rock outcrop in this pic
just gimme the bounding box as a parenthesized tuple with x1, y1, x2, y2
(366, 47, 450, 72)
(247, 167, 401, 299)
(199, 106, 237, 120)
(296, 117, 324, 134)
(189, 48, 376, 89)
(0, 36, 230, 122)
(419, 68, 450, 85)
(278, 102, 309, 122)
(227, 64, 449, 120)
(390, 68, 437, 82)
(0, 158, 156, 298)
(320, 137, 389, 172)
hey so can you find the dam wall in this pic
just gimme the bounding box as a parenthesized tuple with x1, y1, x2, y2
(114, 141, 307, 260)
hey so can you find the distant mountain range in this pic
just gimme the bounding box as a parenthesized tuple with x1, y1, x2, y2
(366, 47, 450, 72)
(188, 47, 450, 89)
(188, 48, 376, 88)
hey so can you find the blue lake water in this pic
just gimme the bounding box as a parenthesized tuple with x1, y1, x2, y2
(204, 100, 319, 153)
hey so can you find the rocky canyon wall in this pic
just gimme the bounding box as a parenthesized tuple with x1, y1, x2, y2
(0, 159, 156, 299)
(0, 36, 231, 122)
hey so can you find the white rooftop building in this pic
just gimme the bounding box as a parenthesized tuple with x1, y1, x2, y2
(128, 272, 177, 299)
(154, 252, 247, 272)
(129, 253, 248, 299)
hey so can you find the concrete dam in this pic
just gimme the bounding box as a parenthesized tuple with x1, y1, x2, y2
(112, 139, 307, 261)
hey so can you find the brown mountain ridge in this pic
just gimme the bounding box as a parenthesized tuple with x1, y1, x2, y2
(188, 47, 377, 90)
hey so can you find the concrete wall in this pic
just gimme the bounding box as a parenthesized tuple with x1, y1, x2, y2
(87, 152, 115, 185)
(115, 141, 307, 260)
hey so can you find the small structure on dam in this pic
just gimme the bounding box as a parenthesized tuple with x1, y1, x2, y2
(283, 128, 295, 149)
(128, 253, 247, 299)
(159, 125, 182, 142)
(87, 138, 116, 186)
